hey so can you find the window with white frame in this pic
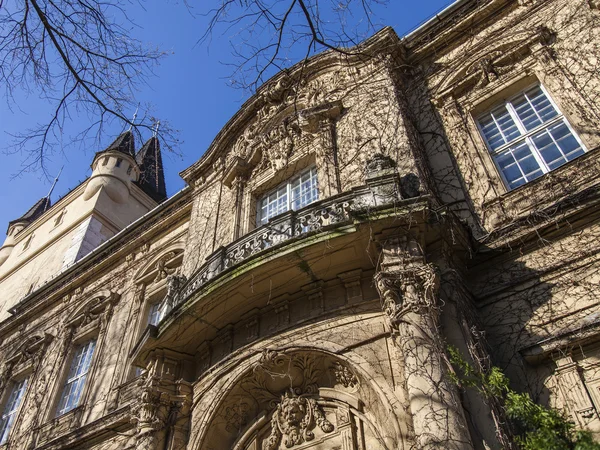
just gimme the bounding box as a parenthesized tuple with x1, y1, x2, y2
(257, 167, 318, 226)
(478, 85, 586, 190)
(0, 378, 28, 444)
(56, 339, 96, 416)
(147, 301, 164, 326)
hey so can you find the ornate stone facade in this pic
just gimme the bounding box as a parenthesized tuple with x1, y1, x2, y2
(0, 0, 599, 449)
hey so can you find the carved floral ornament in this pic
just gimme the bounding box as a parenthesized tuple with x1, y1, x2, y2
(374, 263, 440, 329)
(64, 291, 120, 331)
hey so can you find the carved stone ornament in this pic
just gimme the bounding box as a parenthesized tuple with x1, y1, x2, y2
(263, 392, 334, 450)
(374, 264, 439, 329)
(331, 362, 359, 389)
(154, 251, 176, 282)
(131, 374, 171, 435)
(365, 153, 397, 178)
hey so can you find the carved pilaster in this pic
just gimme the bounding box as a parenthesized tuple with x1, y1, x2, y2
(374, 233, 472, 450)
(231, 174, 247, 241)
(555, 355, 600, 428)
(130, 355, 192, 450)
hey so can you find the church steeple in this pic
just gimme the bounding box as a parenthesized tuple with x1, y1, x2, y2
(136, 136, 167, 203)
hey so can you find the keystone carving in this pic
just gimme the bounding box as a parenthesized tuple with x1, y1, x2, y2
(263, 392, 334, 450)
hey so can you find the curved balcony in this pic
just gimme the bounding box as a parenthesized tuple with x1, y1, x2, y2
(160, 158, 416, 324)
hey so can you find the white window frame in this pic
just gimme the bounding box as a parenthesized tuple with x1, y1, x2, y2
(256, 166, 319, 226)
(0, 378, 28, 444)
(56, 339, 96, 416)
(477, 84, 587, 190)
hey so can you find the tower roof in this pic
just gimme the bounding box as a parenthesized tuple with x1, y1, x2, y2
(7, 197, 52, 233)
(103, 130, 136, 158)
(135, 136, 167, 203)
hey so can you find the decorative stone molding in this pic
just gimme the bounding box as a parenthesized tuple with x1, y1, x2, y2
(554, 355, 600, 428)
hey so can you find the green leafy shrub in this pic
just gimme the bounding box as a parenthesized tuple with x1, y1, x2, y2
(447, 346, 600, 450)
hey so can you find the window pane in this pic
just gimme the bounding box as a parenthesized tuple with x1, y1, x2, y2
(549, 122, 585, 161)
(257, 168, 318, 225)
(480, 106, 521, 150)
(0, 379, 28, 444)
(494, 141, 543, 190)
(148, 302, 162, 326)
(291, 168, 318, 210)
(57, 340, 96, 416)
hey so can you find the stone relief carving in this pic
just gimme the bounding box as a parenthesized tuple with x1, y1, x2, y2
(375, 263, 439, 329)
(331, 362, 359, 389)
(130, 368, 192, 448)
(263, 392, 334, 450)
(154, 251, 176, 282)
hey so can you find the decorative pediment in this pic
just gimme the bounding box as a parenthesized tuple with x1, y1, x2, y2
(65, 290, 119, 330)
(433, 26, 556, 105)
(134, 246, 185, 285)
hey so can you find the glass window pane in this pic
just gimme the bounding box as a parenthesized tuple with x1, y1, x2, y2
(257, 168, 318, 225)
(479, 106, 521, 150)
(548, 122, 584, 161)
(57, 340, 96, 416)
(0, 378, 28, 444)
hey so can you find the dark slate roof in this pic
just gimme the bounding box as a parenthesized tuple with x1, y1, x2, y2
(7, 197, 51, 233)
(135, 137, 167, 203)
(103, 130, 136, 157)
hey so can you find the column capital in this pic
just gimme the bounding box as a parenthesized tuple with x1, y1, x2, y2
(374, 264, 439, 329)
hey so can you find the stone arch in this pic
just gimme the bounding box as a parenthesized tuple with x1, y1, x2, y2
(190, 346, 408, 450)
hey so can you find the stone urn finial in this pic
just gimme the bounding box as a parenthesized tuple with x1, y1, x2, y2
(365, 153, 397, 179)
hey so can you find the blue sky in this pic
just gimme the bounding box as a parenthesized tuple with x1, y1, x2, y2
(0, 0, 453, 231)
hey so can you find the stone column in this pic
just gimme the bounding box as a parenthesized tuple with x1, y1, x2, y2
(130, 353, 192, 450)
(374, 234, 473, 450)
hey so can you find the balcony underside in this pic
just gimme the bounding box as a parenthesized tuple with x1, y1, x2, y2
(131, 185, 434, 368)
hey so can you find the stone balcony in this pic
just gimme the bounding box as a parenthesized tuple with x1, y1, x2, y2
(159, 155, 420, 324)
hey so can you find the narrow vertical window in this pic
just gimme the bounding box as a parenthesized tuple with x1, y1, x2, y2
(56, 340, 96, 416)
(478, 85, 586, 190)
(0, 378, 28, 444)
(257, 167, 319, 226)
(115, 158, 123, 168)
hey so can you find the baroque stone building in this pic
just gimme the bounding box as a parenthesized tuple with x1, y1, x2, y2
(0, 0, 599, 448)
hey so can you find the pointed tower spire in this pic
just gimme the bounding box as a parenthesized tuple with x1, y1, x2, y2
(136, 136, 167, 203)
(46, 166, 63, 200)
(104, 130, 136, 157)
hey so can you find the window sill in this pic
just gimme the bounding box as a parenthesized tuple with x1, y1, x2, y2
(481, 145, 600, 232)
